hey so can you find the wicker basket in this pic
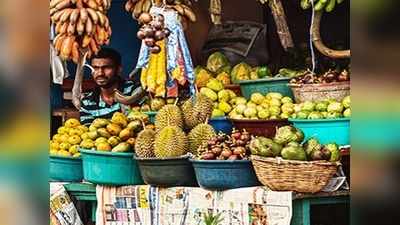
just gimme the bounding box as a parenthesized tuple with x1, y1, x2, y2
(288, 81, 350, 103)
(251, 155, 340, 193)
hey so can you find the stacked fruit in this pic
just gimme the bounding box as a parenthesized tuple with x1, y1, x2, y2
(50, 118, 88, 158)
(135, 13, 170, 54)
(198, 79, 239, 118)
(250, 125, 340, 162)
(135, 94, 216, 158)
(291, 95, 350, 119)
(228, 92, 296, 120)
(78, 112, 152, 152)
(197, 129, 252, 160)
(300, 0, 345, 12)
(50, 0, 112, 62)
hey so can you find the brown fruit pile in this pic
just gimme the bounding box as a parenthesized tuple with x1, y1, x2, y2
(290, 69, 350, 85)
(198, 129, 252, 160)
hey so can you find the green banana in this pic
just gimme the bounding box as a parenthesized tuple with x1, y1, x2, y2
(301, 0, 311, 9)
(314, 0, 328, 11)
(325, 0, 336, 12)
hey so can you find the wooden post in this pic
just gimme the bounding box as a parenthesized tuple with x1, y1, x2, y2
(268, 0, 294, 50)
(312, 11, 350, 59)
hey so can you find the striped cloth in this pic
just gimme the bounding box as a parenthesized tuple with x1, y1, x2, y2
(80, 80, 143, 125)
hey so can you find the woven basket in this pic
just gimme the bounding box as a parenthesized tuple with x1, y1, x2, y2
(288, 81, 350, 103)
(251, 155, 340, 193)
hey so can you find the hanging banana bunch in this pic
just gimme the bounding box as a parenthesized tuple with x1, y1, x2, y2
(124, 0, 196, 23)
(209, 0, 222, 25)
(300, 0, 345, 12)
(50, 0, 112, 63)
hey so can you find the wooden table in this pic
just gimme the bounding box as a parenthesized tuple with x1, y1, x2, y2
(63, 183, 350, 225)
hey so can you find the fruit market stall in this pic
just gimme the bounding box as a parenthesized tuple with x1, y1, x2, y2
(50, 0, 350, 225)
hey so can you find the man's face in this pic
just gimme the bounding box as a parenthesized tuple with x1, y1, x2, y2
(91, 58, 120, 88)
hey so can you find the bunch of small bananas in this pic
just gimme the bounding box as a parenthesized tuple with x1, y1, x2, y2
(300, 0, 345, 12)
(125, 0, 196, 23)
(50, 0, 112, 63)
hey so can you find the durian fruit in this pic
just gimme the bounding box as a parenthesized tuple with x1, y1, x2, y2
(154, 126, 188, 158)
(181, 98, 196, 129)
(135, 129, 156, 158)
(188, 124, 216, 155)
(190, 94, 213, 129)
(155, 105, 184, 131)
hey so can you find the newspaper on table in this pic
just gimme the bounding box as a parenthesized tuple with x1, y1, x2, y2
(96, 185, 292, 225)
(50, 183, 83, 225)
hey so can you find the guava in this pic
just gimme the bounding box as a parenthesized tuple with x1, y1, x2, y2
(218, 90, 231, 102)
(342, 96, 350, 108)
(327, 102, 344, 113)
(281, 96, 293, 104)
(250, 93, 265, 105)
(269, 106, 281, 116)
(302, 101, 315, 111)
(235, 104, 247, 114)
(343, 108, 351, 117)
(307, 111, 323, 120)
(315, 101, 329, 112)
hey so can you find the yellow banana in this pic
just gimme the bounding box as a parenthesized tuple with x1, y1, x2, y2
(60, 8, 73, 23)
(67, 21, 76, 35)
(76, 17, 85, 35)
(55, 0, 72, 10)
(181, 4, 196, 22)
(133, 0, 145, 19)
(85, 17, 93, 35)
(87, 8, 99, 24)
(96, 11, 105, 26)
(80, 8, 89, 23)
(142, 0, 152, 13)
(69, 9, 80, 24)
(125, 0, 134, 12)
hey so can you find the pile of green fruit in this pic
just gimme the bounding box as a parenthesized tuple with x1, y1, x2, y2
(291, 95, 350, 119)
(228, 92, 296, 120)
(195, 52, 232, 88)
(198, 78, 240, 118)
(197, 129, 252, 160)
(134, 94, 217, 159)
(50, 118, 88, 158)
(78, 111, 152, 153)
(250, 125, 340, 162)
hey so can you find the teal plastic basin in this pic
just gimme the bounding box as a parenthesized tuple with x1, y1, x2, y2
(49, 156, 83, 182)
(237, 77, 293, 99)
(289, 118, 350, 145)
(144, 111, 157, 124)
(190, 159, 260, 190)
(80, 149, 143, 185)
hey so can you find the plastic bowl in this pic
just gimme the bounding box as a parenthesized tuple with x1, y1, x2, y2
(80, 149, 143, 185)
(135, 155, 197, 187)
(144, 111, 157, 124)
(229, 118, 290, 138)
(190, 159, 260, 190)
(237, 77, 293, 99)
(208, 117, 233, 134)
(288, 82, 350, 103)
(49, 155, 83, 182)
(289, 118, 350, 145)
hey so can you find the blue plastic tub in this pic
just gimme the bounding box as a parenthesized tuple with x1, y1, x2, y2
(144, 111, 157, 124)
(237, 77, 293, 99)
(289, 118, 350, 145)
(49, 156, 83, 182)
(80, 149, 143, 185)
(190, 159, 260, 190)
(208, 117, 233, 134)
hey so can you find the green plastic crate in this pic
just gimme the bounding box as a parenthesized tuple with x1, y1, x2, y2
(237, 77, 293, 99)
(80, 149, 143, 185)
